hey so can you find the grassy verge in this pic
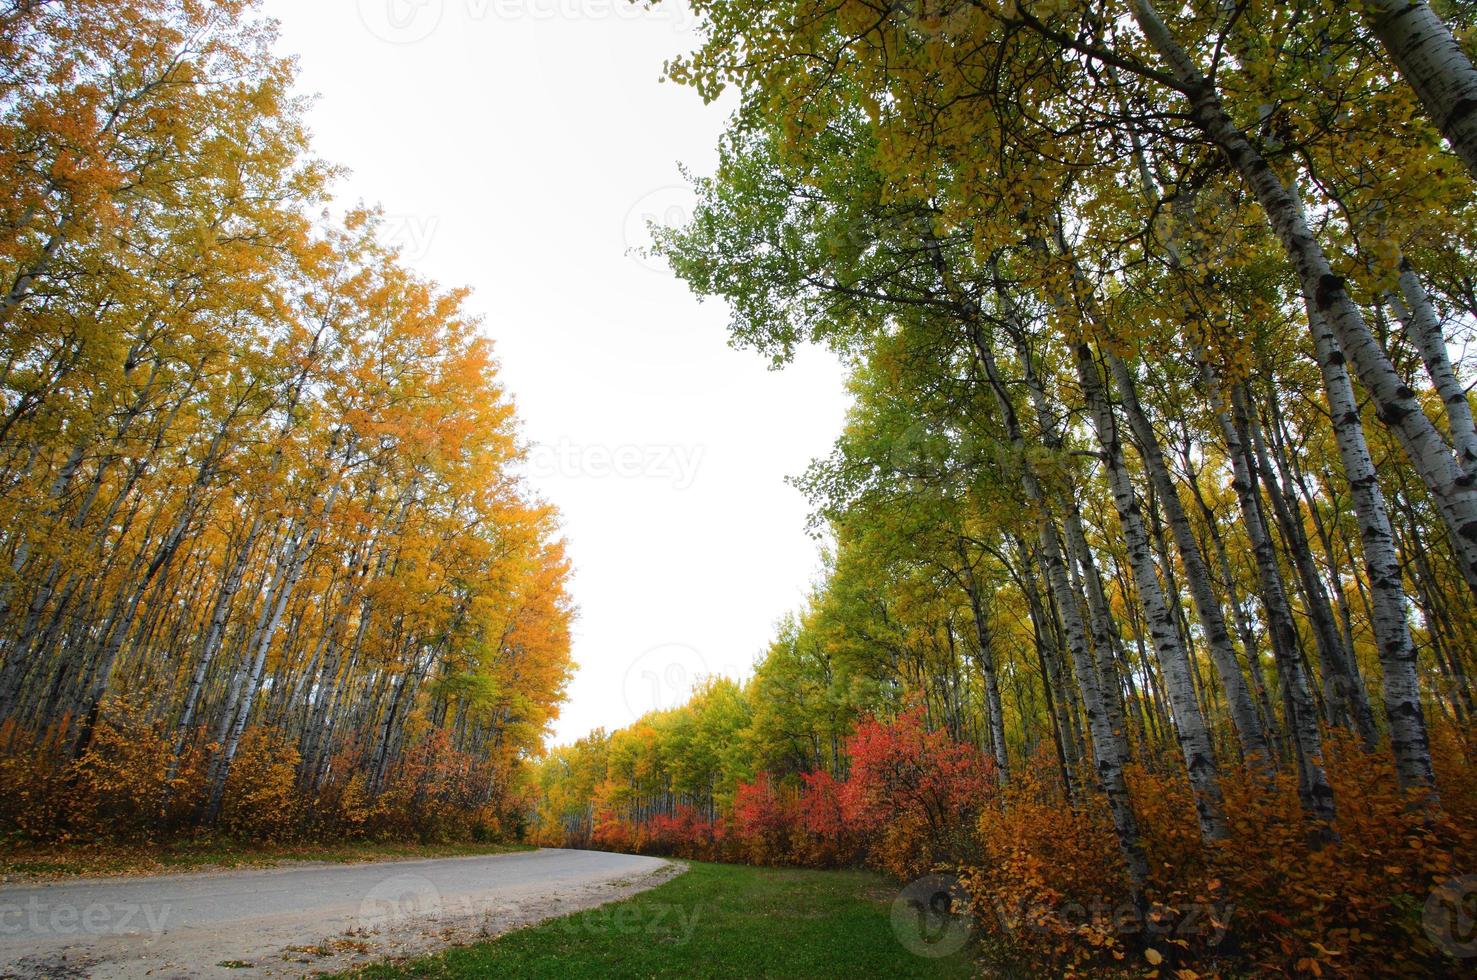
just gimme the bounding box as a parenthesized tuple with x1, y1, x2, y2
(344, 861, 979, 979)
(0, 837, 533, 881)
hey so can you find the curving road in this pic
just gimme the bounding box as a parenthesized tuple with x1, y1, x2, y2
(0, 848, 679, 979)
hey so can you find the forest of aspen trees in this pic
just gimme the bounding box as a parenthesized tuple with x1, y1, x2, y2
(530, 1, 1477, 975)
(0, 1, 573, 844)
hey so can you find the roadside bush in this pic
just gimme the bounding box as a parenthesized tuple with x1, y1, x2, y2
(960, 736, 1477, 977)
(0, 703, 528, 850)
(841, 708, 994, 878)
(218, 726, 302, 842)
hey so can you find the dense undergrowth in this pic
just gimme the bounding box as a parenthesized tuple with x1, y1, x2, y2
(535, 709, 1477, 977)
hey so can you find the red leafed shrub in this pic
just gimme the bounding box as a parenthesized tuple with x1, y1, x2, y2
(842, 707, 994, 878)
(792, 769, 861, 867)
(573, 712, 994, 874)
(733, 773, 797, 865)
(644, 805, 719, 859)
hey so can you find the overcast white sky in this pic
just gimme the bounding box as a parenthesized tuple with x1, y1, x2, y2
(259, 1, 849, 744)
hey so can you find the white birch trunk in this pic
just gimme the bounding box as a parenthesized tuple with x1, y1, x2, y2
(1107, 352, 1271, 769)
(1304, 304, 1436, 794)
(1361, 0, 1477, 183)
(1076, 343, 1229, 840)
(1199, 357, 1338, 824)
(1388, 260, 1477, 486)
(1131, 0, 1477, 606)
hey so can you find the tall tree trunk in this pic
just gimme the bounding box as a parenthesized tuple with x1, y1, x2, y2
(968, 302, 1148, 895)
(1359, 0, 1477, 185)
(958, 538, 1009, 779)
(1387, 258, 1477, 480)
(1076, 343, 1229, 840)
(1108, 352, 1272, 769)
(1244, 389, 1368, 736)
(1206, 359, 1338, 826)
(1300, 304, 1436, 795)
(1130, 0, 1477, 602)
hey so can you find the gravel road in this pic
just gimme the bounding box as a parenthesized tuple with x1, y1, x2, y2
(0, 847, 681, 978)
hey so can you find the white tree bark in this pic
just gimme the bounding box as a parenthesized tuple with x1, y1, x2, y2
(1303, 303, 1436, 794)
(1388, 259, 1477, 486)
(1107, 352, 1272, 769)
(958, 539, 1010, 779)
(1076, 343, 1229, 840)
(1203, 358, 1338, 826)
(1360, 0, 1477, 184)
(970, 311, 1148, 894)
(1130, 0, 1477, 607)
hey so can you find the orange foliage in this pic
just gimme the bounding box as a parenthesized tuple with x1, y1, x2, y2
(961, 734, 1477, 977)
(0, 700, 528, 848)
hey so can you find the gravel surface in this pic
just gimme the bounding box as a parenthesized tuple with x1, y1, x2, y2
(0, 847, 683, 978)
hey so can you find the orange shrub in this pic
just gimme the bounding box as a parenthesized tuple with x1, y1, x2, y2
(961, 733, 1477, 977)
(218, 726, 302, 842)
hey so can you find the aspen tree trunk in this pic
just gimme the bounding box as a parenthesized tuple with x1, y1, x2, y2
(1299, 471, 1380, 731)
(0, 438, 102, 702)
(995, 301, 1136, 754)
(1, 339, 161, 630)
(1015, 533, 1079, 790)
(1131, 0, 1477, 601)
(968, 308, 1147, 894)
(914, 234, 1116, 814)
(172, 514, 262, 763)
(175, 346, 325, 768)
(1266, 401, 1383, 743)
(0, 231, 63, 329)
(1061, 510, 1135, 759)
(1148, 487, 1225, 736)
(1041, 505, 1149, 894)
(1301, 304, 1436, 793)
(1359, 0, 1477, 185)
(1200, 359, 1338, 824)
(958, 538, 1009, 778)
(301, 483, 412, 788)
(1107, 352, 1271, 768)
(1076, 343, 1229, 839)
(1183, 461, 1282, 746)
(1398, 491, 1477, 717)
(204, 475, 340, 821)
(1387, 259, 1477, 483)
(1130, 117, 1283, 754)
(1242, 392, 1366, 735)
